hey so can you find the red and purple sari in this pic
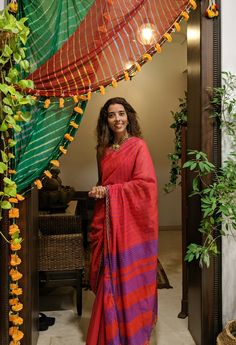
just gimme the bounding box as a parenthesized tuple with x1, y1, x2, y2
(87, 137, 158, 345)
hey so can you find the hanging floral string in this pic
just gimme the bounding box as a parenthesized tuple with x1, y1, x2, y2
(205, 0, 219, 19)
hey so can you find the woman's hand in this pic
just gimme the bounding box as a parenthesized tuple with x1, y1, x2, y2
(88, 185, 106, 199)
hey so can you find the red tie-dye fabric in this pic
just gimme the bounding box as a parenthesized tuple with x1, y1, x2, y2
(87, 137, 158, 345)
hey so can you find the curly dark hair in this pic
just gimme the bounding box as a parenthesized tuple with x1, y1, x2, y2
(96, 97, 142, 156)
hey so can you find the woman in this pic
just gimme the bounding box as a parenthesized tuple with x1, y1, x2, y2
(87, 97, 158, 345)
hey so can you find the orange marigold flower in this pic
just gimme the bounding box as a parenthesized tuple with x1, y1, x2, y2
(112, 79, 118, 88)
(174, 22, 181, 32)
(9, 208, 19, 219)
(10, 283, 18, 290)
(16, 194, 25, 201)
(64, 133, 74, 142)
(9, 269, 23, 281)
(44, 99, 51, 108)
(69, 121, 79, 129)
(87, 90, 92, 100)
(10, 254, 22, 266)
(124, 71, 130, 81)
(44, 170, 52, 178)
(73, 95, 79, 103)
(181, 11, 189, 21)
(163, 33, 172, 42)
(50, 160, 60, 167)
(9, 298, 19, 306)
(143, 53, 152, 61)
(34, 179, 43, 189)
(99, 85, 105, 95)
(8, 170, 16, 174)
(59, 146, 67, 155)
(10, 243, 21, 251)
(9, 224, 20, 236)
(11, 288, 23, 296)
(9, 198, 18, 203)
(9, 327, 24, 341)
(9, 315, 24, 326)
(189, 0, 197, 10)
(9, 341, 21, 345)
(74, 106, 83, 114)
(59, 98, 64, 108)
(11, 302, 23, 312)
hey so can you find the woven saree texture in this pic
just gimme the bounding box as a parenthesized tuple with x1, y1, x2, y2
(27, 0, 192, 97)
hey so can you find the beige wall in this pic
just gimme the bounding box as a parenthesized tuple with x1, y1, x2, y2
(60, 37, 187, 227)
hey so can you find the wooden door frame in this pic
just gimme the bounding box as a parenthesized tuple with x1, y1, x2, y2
(187, 0, 222, 344)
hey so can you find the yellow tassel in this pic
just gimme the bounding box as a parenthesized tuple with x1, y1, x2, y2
(59, 98, 64, 108)
(80, 95, 87, 101)
(44, 99, 51, 109)
(59, 146, 67, 155)
(70, 121, 79, 129)
(189, 0, 197, 10)
(155, 43, 162, 53)
(44, 170, 52, 178)
(50, 160, 60, 167)
(163, 33, 172, 42)
(64, 133, 74, 142)
(74, 106, 83, 114)
(34, 179, 42, 189)
(124, 71, 130, 81)
(73, 95, 79, 103)
(99, 85, 105, 95)
(112, 79, 118, 88)
(143, 53, 152, 61)
(87, 90, 92, 100)
(135, 62, 141, 72)
(174, 22, 181, 32)
(181, 11, 189, 21)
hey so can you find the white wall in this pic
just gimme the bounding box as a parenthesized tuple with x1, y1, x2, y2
(0, 0, 5, 10)
(221, 0, 236, 326)
(60, 37, 187, 228)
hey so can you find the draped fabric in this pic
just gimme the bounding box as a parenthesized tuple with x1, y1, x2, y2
(27, 0, 192, 97)
(87, 137, 158, 345)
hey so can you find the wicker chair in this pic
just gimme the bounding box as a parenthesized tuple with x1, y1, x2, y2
(38, 215, 84, 316)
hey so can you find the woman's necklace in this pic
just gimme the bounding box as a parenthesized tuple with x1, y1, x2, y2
(111, 133, 129, 151)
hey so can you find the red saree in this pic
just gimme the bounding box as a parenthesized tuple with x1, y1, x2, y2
(87, 137, 158, 345)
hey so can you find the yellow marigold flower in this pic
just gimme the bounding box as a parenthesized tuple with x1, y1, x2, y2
(112, 79, 118, 88)
(99, 85, 105, 95)
(10, 283, 18, 290)
(11, 288, 23, 296)
(59, 98, 64, 108)
(135, 63, 141, 72)
(9, 315, 24, 326)
(9, 208, 19, 219)
(10, 243, 21, 251)
(69, 121, 79, 129)
(9, 224, 20, 236)
(11, 302, 23, 312)
(10, 254, 22, 266)
(181, 11, 189, 21)
(9, 198, 18, 203)
(44, 99, 51, 109)
(8, 170, 16, 174)
(64, 133, 74, 142)
(59, 146, 67, 155)
(9, 269, 23, 281)
(9, 298, 19, 306)
(73, 95, 79, 103)
(74, 106, 83, 114)
(87, 90, 92, 100)
(189, 0, 197, 10)
(16, 194, 25, 201)
(44, 170, 52, 178)
(143, 53, 152, 61)
(174, 22, 181, 32)
(34, 179, 43, 189)
(164, 33, 172, 42)
(50, 160, 60, 167)
(9, 327, 24, 341)
(124, 71, 130, 81)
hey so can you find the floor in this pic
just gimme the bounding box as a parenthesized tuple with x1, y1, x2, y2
(37, 230, 195, 345)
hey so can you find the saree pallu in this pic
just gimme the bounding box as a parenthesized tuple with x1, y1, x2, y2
(87, 137, 158, 345)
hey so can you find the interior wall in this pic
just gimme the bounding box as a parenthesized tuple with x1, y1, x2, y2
(60, 35, 187, 227)
(221, 0, 236, 326)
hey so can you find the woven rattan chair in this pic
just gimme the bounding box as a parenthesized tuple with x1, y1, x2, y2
(38, 215, 84, 316)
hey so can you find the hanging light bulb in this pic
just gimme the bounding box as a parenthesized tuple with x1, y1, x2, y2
(137, 23, 159, 46)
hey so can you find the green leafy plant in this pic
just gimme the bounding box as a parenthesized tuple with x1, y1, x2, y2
(0, 6, 35, 221)
(184, 72, 236, 267)
(164, 92, 187, 193)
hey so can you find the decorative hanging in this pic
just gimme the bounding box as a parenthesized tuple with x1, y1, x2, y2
(205, 0, 219, 18)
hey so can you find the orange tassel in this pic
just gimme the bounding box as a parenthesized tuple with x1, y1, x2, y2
(69, 121, 79, 129)
(44, 170, 52, 178)
(44, 99, 50, 109)
(64, 133, 74, 142)
(59, 146, 67, 155)
(155, 43, 162, 53)
(74, 106, 83, 114)
(181, 11, 189, 21)
(50, 160, 60, 167)
(34, 179, 43, 189)
(59, 98, 64, 108)
(174, 22, 181, 32)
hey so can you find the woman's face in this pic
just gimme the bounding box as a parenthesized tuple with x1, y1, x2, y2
(107, 103, 128, 136)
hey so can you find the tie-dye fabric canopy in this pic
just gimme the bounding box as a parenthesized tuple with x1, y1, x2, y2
(27, 0, 196, 97)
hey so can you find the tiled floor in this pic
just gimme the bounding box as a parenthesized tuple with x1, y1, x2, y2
(37, 230, 195, 345)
